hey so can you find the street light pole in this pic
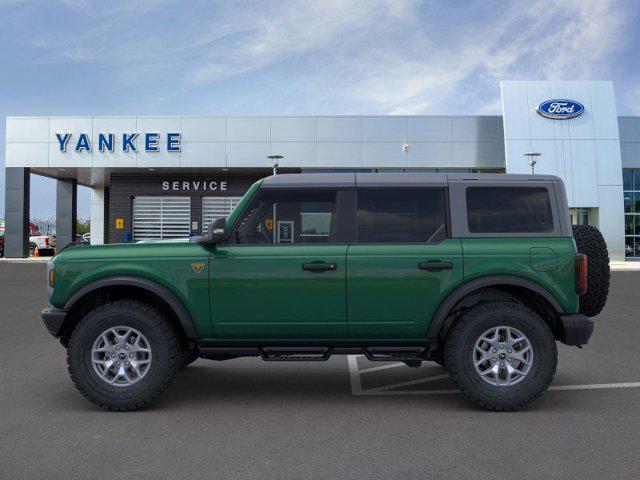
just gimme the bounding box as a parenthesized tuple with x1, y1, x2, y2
(402, 144, 410, 165)
(524, 152, 541, 175)
(267, 154, 283, 176)
(266, 155, 283, 244)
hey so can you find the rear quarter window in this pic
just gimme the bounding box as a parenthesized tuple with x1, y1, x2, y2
(466, 187, 554, 233)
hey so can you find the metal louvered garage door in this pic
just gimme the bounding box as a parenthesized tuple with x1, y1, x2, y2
(132, 196, 191, 241)
(202, 196, 242, 234)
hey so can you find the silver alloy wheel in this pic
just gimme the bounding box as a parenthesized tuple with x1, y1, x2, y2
(473, 325, 533, 386)
(91, 326, 152, 387)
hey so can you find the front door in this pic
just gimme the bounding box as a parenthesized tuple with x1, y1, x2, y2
(210, 188, 347, 340)
(347, 188, 464, 340)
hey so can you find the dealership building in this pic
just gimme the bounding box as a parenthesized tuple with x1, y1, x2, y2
(3, 80, 640, 260)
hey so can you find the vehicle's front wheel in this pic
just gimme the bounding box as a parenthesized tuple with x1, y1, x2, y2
(67, 300, 181, 411)
(444, 301, 557, 411)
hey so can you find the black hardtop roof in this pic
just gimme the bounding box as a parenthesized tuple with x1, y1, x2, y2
(260, 172, 561, 189)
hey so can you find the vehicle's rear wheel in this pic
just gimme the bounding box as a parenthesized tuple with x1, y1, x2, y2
(444, 301, 557, 411)
(29, 243, 36, 257)
(67, 300, 181, 411)
(572, 224, 610, 317)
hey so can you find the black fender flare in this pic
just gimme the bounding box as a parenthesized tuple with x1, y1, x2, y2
(426, 275, 563, 341)
(64, 276, 198, 340)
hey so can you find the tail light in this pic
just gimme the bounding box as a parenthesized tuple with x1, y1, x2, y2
(575, 254, 588, 295)
(45, 237, 49, 246)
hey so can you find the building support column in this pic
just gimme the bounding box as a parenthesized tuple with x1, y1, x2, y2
(103, 186, 110, 244)
(4, 168, 30, 258)
(56, 179, 77, 250)
(90, 187, 104, 245)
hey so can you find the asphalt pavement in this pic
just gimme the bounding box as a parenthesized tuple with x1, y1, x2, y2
(1, 263, 640, 480)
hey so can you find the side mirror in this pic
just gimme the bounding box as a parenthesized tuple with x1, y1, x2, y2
(208, 217, 228, 244)
(194, 217, 227, 246)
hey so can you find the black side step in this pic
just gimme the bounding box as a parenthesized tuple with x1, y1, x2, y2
(363, 347, 428, 362)
(260, 347, 332, 361)
(197, 346, 432, 362)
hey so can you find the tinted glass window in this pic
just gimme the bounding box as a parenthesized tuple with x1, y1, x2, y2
(466, 187, 554, 233)
(356, 189, 446, 243)
(235, 190, 336, 244)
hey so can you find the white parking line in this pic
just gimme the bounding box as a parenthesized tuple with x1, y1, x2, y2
(357, 362, 406, 374)
(347, 355, 640, 396)
(364, 374, 450, 393)
(548, 382, 640, 391)
(347, 355, 364, 395)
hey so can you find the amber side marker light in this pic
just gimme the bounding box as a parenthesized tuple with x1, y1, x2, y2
(575, 254, 588, 295)
(48, 269, 54, 288)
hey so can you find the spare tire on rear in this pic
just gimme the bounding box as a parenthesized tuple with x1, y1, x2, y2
(572, 225, 610, 317)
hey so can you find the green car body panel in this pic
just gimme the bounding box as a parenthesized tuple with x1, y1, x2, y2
(49, 241, 214, 339)
(461, 238, 579, 314)
(346, 240, 464, 340)
(47, 175, 580, 345)
(210, 244, 348, 341)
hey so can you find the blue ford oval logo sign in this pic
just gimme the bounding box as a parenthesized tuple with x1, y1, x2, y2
(536, 99, 584, 120)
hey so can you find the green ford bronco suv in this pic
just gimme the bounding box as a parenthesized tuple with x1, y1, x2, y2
(42, 173, 610, 411)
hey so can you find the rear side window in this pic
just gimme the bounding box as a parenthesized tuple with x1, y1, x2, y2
(356, 189, 447, 243)
(466, 187, 554, 233)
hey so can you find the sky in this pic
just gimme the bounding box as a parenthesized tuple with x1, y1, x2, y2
(1, 0, 639, 220)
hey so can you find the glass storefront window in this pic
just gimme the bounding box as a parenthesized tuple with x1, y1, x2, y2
(570, 208, 590, 226)
(626, 215, 635, 235)
(625, 193, 633, 213)
(624, 169, 640, 259)
(626, 237, 634, 258)
(623, 169, 633, 190)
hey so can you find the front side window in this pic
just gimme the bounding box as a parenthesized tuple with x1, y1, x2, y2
(356, 189, 447, 243)
(235, 190, 336, 244)
(466, 187, 554, 233)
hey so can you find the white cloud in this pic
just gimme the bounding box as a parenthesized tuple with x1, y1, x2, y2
(348, 0, 630, 114)
(11, 0, 635, 114)
(188, 0, 416, 85)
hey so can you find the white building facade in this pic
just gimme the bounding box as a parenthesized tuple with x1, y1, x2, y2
(3, 80, 637, 260)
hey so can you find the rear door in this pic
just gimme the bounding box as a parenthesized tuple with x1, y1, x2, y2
(210, 188, 348, 340)
(346, 188, 463, 340)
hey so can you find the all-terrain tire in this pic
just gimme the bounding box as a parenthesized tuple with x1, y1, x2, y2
(444, 301, 557, 411)
(67, 300, 181, 411)
(572, 224, 610, 317)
